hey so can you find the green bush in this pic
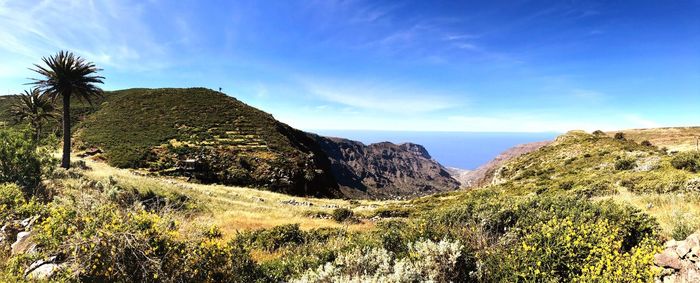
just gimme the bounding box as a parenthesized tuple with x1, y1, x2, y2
(671, 151, 700, 172)
(29, 191, 264, 282)
(0, 183, 45, 223)
(331, 208, 354, 222)
(0, 127, 54, 191)
(373, 207, 412, 218)
(489, 217, 659, 282)
(246, 224, 307, 251)
(614, 157, 637, 170)
(614, 132, 626, 140)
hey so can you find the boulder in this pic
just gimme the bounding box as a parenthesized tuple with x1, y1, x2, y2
(25, 263, 61, 280)
(656, 232, 700, 282)
(655, 250, 682, 270)
(676, 241, 691, 258)
(11, 231, 35, 255)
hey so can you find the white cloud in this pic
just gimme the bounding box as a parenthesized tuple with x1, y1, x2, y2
(0, 0, 169, 74)
(300, 77, 460, 114)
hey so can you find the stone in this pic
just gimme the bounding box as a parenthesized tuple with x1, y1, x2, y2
(685, 267, 700, 282)
(11, 231, 33, 255)
(25, 256, 57, 275)
(19, 215, 39, 229)
(666, 240, 678, 249)
(662, 274, 678, 283)
(655, 250, 682, 270)
(25, 263, 61, 280)
(676, 241, 691, 258)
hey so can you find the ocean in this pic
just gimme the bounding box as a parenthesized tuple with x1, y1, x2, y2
(311, 130, 560, 170)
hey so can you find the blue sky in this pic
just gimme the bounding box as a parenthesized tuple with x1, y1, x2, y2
(0, 0, 699, 132)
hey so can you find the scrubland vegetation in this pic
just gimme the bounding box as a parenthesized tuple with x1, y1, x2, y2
(5, 124, 700, 282)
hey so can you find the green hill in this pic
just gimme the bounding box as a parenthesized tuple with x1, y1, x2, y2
(75, 88, 340, 197)
(491, 130, 699, 196)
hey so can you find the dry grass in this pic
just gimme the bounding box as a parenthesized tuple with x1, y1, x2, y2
(596, 187, 700, 238)
(71, 155, 390, 238)
(611, 127, 700, 152)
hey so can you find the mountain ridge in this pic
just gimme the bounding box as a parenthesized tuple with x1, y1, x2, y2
(48, 87, 460, 199)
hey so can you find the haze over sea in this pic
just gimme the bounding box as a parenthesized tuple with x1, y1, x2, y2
(312, 130, 559, 170)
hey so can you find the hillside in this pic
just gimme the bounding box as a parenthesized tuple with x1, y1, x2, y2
(71, 88, 457, 199)
(4, 125, 700, 282)
(610, 127, 700, 153)
(460, 140, 551, 187)
(0, 95, 15, 124)
(472, 130, 700, 236)
(313, 136, 460, 199)
(74, 88, 340, 198)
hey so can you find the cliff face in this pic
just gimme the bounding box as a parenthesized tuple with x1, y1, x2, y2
(313, 136, 461, 199)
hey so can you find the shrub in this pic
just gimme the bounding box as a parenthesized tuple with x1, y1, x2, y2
(247, 224, 306, 251)
(614, 157, 637, 170)
(331, 208, 354, 222)
(0, 183, 45, 223)
(490, 217, 659, 282)
(0, 127, 55, 192)
(672, 221, 697, 241)
(293, 239, 466, 283)
(614, 132, 626, 140)
(671, 151, 700, 172)
(640, 140, 653, 147)
(0, 183, 24, 212)
(29, 192, 264, 282)
(592, 130, 605, 136)
(374, 207, 412, 218)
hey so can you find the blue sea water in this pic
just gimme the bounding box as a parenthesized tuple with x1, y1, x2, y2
(311, 130, 560, 170)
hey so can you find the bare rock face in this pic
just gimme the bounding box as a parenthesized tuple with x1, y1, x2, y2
(655, 233, 700, 282)
(313, 136, 460, 199)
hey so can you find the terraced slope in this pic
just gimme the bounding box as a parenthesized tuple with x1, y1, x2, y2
(72, 88, 459, 199)
(75, 88, 341, 197)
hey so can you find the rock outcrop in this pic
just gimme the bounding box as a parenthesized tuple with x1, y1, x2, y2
(313, 136, 460, 199)
(655, 233, 700, 283)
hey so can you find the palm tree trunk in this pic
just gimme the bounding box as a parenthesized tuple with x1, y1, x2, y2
(34, 121, 41, 142)
(61, 94, 71, 169)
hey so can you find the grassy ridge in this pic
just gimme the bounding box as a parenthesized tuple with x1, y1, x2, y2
(611, 127, 700, 152)
(75, 88, 339, 197)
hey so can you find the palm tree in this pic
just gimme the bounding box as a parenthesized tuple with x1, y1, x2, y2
(30, 51, 104, 169)
(9, 88, 58, 141)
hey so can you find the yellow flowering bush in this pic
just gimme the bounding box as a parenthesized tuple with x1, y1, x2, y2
(496, 217, 660, 282)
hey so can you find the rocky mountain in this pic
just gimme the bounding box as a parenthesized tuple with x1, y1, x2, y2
(0, 87, 459, 199)
(312, 136, 460, 199)
(459, 140, 552, 187)
(445, 167, 471, 187)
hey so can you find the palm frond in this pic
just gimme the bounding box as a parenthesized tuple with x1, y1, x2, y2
(29, 50, 105, 105)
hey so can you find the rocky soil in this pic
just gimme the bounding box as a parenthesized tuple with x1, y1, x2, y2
(1, 215, 64, 280)
(655, 232, 700, 282)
